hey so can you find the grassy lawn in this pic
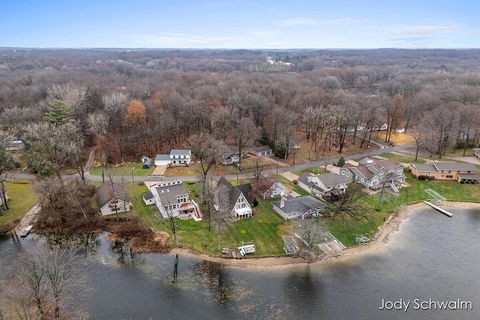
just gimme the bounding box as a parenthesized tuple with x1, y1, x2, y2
(125, 182, 288, 256)
(325, 172, 480, 246)
(380, 152, 426, 164)
(90, 162, 154, 176)
(0, 181, 38, 233)
(277, 176, 310, 196)
(291, 167, 326, 176)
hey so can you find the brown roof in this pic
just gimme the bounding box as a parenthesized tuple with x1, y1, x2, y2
(354, 165, 376, 180)
(376, 159, 402, 170)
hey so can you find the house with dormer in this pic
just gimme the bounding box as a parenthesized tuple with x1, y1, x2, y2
(149, 180, 190, 218)
(340, 158, 405, 192)
(298, 173, 350, 197)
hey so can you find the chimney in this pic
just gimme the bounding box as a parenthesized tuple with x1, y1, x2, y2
(280, 197, 285, 208)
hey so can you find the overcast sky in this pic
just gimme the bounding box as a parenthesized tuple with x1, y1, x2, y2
(1, 0, 479, 48)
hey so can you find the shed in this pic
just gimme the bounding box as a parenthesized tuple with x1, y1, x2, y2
(143, 158, 154, 169)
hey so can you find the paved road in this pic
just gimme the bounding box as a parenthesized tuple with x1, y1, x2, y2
(10, 143, 417, 183)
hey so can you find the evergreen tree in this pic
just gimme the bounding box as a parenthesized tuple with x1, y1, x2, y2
(336, 156, 345, 167)
(44, 99, 72, 126)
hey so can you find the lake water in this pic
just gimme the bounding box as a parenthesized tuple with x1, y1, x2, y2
(1, 207, 480, 320)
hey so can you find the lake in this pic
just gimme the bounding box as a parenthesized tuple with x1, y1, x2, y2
(1, 207, 479, 320)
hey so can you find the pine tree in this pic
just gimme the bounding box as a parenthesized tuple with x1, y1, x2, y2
(44, 99, 72, 126)
(336, 156, 345, 167)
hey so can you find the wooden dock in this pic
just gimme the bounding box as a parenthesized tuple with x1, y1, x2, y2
(424, 201, 453, 217)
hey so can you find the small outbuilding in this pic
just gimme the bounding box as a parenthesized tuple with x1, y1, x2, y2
(142, 158, 154, 169)
(143, 191, 155, 205)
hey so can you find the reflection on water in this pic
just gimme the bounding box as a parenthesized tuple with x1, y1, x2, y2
(1, 208, 480, 320)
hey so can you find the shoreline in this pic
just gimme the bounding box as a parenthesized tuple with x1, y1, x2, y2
(170, 201, 480, 270)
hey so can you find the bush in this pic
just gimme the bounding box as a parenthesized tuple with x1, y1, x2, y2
(274, 145, 286, 158)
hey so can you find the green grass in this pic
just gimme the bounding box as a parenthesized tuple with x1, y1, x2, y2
(325, 172, 480, 246)
(0, 181, 38, 233)
(124, 170, 480, 253)
(277, 176, 310, 196)
(125, 182, 289, 256)
(90, 162, 154, 176)
(379, 153, 426, 164)
(291, 167, 326, 176)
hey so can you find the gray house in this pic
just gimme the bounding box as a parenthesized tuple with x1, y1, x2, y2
(249, 146, 273, 156)
(96, 183, 132, 216)
(298, 173, 350, 197)
(272, 195, 325, 220)
(150, 180, 190, 218)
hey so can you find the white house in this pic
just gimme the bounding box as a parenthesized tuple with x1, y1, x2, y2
(155, 149, 192, 166)
(96, 183, 132, 216)
(170, 149, 191, 166)
(298, 173, 350, 197)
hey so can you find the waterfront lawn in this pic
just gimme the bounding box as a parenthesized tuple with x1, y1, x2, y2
(325, 172, 480, 246)
(0, 181, 37, 233)
(90, 162, 154, 176)
(125, 183, 287, 256)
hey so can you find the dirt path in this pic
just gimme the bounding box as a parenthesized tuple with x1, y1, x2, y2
(15, 203, 41, 231)
(84, 146, 97, 176)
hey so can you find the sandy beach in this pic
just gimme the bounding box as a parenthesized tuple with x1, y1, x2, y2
(171, 201, 480, 269)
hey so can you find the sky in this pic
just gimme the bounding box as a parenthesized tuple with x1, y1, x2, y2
(1, 0, 479, 49)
